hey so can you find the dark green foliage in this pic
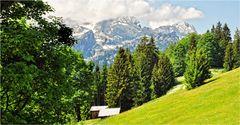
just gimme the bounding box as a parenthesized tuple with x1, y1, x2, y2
(134, 37, 159, 102)
(105, 48, 133, 111)
(232, 29, 240, 69)
(184, 35, 211, 89)
(0, 0, 52, 20)
(58, 24, 76, 46)
(224, 43, 234, 71)
(151, 53, 176, 98)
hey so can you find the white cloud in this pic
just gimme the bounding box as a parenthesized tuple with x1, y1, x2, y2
(146, 3, 203, 28)
(44, 0, 203, 28)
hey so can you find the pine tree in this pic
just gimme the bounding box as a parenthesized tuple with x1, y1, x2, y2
(232, 29, 240, 69)
(134, 36, 158, 102)
(212, 22, 231, 68)
(99, 64, 108, 105)
(185, 33, 199, 63)
(184, 35, 210, 89)
(222, 23, 232, 42)
(214, 22, 223, 41)
(105, 47, 133, 111)
(211, 25, 215, 33)
(151, 53, 175, 98)
(223, 43, 234, 71)
(93, 65, 101, 105)
(131, 54, 145, 106)
(121, 49, 135, 110)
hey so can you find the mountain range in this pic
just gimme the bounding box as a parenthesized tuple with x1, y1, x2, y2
(66, 17, 196, 65)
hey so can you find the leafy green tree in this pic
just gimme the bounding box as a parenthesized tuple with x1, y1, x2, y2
(1, 0, 93, 123)
(134, 37, 158, 102)
(184, 35, 210, 89)
(198, 32, 219, 68)
(165, 43, 176, 66)
(172, 38, 189, 76)
(169, 33, 200, 77)
(223, 43, 234, 71)
(232, 29, 240, 69)
(151, 53, 176, 98)
(105, 48, 133, 111)
(69, 55, 94, 122)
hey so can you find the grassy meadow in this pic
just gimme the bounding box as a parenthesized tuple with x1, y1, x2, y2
(82, 68, 240, 125)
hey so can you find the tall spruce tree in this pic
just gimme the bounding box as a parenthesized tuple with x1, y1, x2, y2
(105, 47, 133, 111)
(214, 22, 223, 41)
(151, 53, 175, 98)
(184, 35, 210, 89)
(223, 43, 234, 71)
(222, 23, 232, 42)
(121, 49, 135, 110)
(131, 54, 145, 106)
(220, 24, 231, 62)
(99, 64, 108, 105)
(213, 22, 225, 67)
(212, 22, 232, 68)
(134, 36, 158, 102)
(211, 25, 215, 33)
(93, 65, 101, 105)
(232, 29, 240, 69)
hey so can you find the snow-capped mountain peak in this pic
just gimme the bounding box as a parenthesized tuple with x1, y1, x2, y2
(71, 17, 196, 66)
(173, 22, 196, 33)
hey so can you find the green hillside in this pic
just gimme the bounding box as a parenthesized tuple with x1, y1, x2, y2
(87, 68, 240, 125)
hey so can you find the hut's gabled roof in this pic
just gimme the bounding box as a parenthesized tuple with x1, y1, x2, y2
(90, 106, 108, 111)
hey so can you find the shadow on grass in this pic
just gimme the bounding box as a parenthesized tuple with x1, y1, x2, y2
(204, 77, 219, 84)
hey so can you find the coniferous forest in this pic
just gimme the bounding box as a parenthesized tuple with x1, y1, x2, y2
(1, 0, 240, 124)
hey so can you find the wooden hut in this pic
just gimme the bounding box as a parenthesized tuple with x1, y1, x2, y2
(90, 106, 108, 119)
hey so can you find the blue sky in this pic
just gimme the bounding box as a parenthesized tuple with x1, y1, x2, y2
(46, 0, 240, 36)
(152, 0, 240, 35)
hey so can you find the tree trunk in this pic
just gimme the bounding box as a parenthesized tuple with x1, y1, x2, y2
(75, 104, 81, 121)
